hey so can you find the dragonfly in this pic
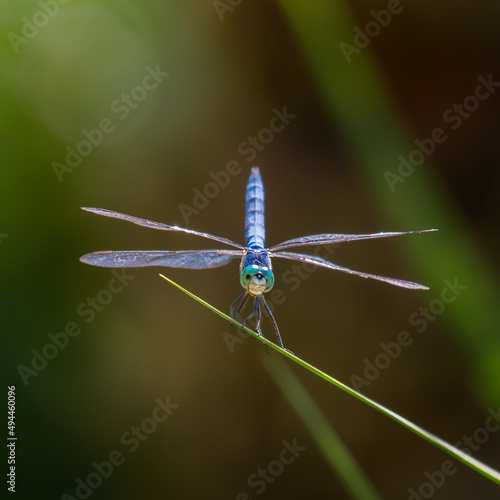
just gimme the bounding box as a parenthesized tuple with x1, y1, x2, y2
(80, 167, 436, 348)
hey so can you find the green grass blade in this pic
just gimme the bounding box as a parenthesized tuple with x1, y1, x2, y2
(276, 0, 500, 404)
(159, 274, 500, 487)
(262, 354, 382, 500)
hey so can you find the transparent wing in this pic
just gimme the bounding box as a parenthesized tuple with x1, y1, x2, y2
(80, 249, 242, 269)
(269, 229, 438, 251)
(82, 207, 245, 249)
(272, 251, 429, 290)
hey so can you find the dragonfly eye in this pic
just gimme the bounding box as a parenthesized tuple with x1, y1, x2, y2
(240, 265, 274, 295)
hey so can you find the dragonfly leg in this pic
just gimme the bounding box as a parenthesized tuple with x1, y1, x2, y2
(261, 296, 289, 351)
(230, 291, 247, 322)
(241, 300, 261, 337)
(230, 292, 284, 352)
(254, 296, 263, 335)
(234, 296, 265, 342)
(230, 292, 262, 341)
(253, 297, 270, 352)
(236, 295, 250, 321)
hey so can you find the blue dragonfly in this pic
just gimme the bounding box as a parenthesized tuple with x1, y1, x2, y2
(80, 167, 436, 348)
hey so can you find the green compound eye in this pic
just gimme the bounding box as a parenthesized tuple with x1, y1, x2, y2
(261, 267, 274, 292)
(240, 265, 274, 294)
(240, 265, 257, 288)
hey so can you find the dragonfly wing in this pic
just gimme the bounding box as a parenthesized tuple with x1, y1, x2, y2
(80, 249, 242, 269)
(269, 229, 437, 251)
(81, 207, 245, 249)
(272, 251, 429, 290)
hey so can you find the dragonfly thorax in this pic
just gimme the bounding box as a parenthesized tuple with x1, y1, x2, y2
(239, 250, 274, 296)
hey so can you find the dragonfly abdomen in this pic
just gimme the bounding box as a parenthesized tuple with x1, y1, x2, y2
(245, 167, 265, 249)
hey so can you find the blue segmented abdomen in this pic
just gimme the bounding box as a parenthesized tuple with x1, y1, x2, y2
(245, 167, 266, 249)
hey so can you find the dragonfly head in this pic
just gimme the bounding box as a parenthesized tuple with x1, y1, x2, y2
(240, 264, 274, 296)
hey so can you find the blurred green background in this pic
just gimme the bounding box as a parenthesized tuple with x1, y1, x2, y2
(2, 0, 500, 498)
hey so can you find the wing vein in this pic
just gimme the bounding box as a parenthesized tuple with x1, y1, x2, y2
(271, 250, 429, 290)
(80, 249, 242, 269)
(269, 229, 438, 251)
(82, 207, 245, 249)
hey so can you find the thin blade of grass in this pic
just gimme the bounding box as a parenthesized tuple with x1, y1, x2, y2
(276, 0, 500, 405)
(159, 274, 500, 487)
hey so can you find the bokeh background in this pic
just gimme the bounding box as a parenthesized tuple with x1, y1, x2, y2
(2, 1, 500, 498)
